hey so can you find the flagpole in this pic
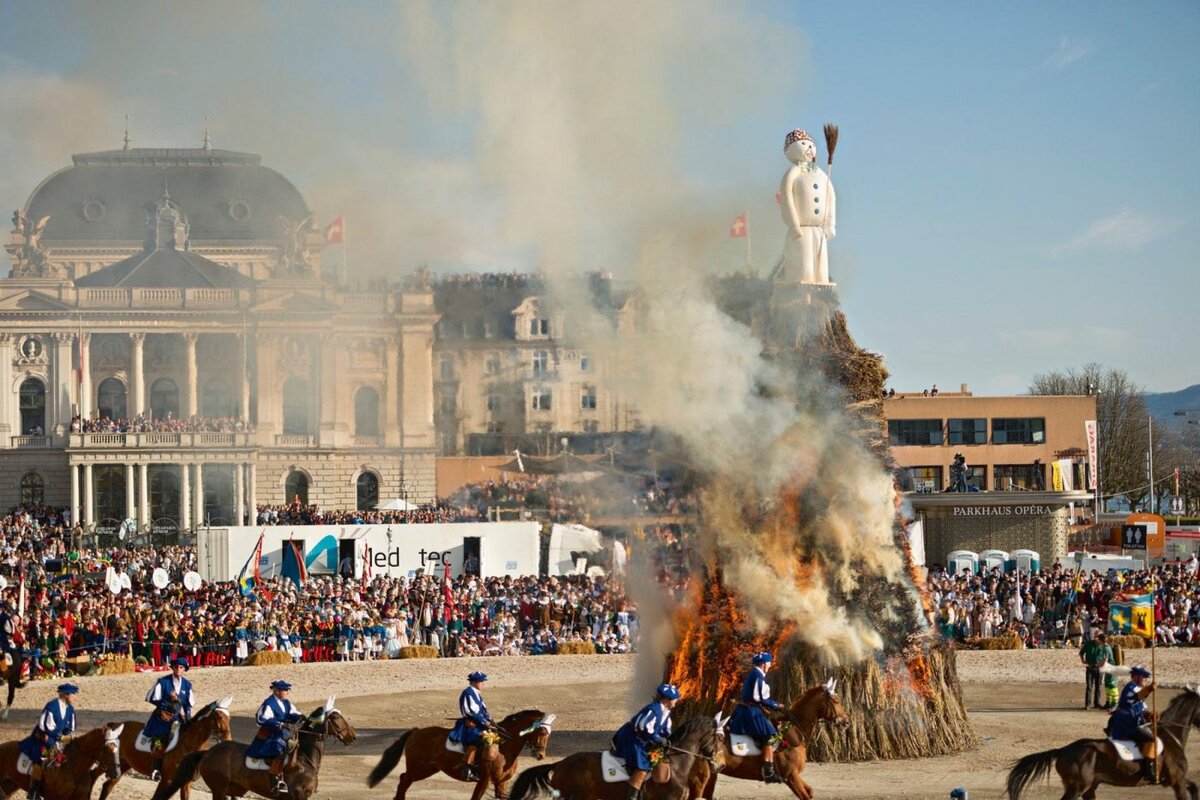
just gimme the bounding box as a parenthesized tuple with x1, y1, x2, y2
(341, 216, 347, 286)
(745, 212, 752, 268)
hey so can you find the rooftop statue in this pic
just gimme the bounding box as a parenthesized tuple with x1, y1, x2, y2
(773, 127, 837, 286)
(7, 210, 57, 278)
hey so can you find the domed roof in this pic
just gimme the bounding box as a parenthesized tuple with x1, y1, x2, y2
(23, 147, 311, 245)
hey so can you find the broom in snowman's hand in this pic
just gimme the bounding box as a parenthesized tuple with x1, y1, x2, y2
(824, 122, 839, 176)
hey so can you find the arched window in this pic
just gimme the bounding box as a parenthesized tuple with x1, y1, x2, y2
(149, 378, 179, 420)
(356, 472, 379, 511)
(19, 377, 45, 435)
(94, 465, 126, 525)
(149, 466, 180, 524)
(282, 377, 310, 435)
(97, 377, 127, 420)
(201, 378, 233, 418)
(20, 473, 44, 505)
(355, 387, 379, 436)
(285, 470, 309, 505)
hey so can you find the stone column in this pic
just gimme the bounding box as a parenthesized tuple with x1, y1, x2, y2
(83, 463, 95, 529)
(138, 462, 150, 530)
(318, 333, 337, 446)
(234, 463, 245, 526)
(180, 463, 191, 531)
(400, 322, 436, 449)
(79, 333, 92, 420)
(185, 333, 198, 418)
(130, 333, 145, 417)
(385, 335, 400, 447)
(193, 463, 205, 526)
(52, 333, 72, 434)
(247, 463, 258, 525)
(240, 333, 251, 421)
(125, 463, 136, 523)
(0, 334, 11, 437)
(70, 464, 80, 531)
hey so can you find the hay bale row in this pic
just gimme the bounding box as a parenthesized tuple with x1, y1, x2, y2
(98, 656, 135, 676)
(1109, 635, 1146, 651)
(397, 645, 439, 659)
(555, 641, 596, 655)
(977, 633, 1023, 651)
(244, 650, 293, 667)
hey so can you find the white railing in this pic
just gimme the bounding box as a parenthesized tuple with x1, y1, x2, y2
(353, 435, 381, 447)
(10, 436, 50, 448)
(275, 434, 314, 447)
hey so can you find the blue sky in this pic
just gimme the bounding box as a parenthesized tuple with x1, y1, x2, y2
(0, 1, 1196, 395)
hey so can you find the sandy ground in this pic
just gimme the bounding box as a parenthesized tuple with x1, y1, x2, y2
(3, 649, 1200, 800)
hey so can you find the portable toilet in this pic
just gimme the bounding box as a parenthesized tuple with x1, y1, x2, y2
(946, 550, 978, 575)
(1011, 549, 1041, 573)
(979, 549, 1009, 573)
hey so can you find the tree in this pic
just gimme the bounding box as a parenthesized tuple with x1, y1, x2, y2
(1029, 364, 1163, 510)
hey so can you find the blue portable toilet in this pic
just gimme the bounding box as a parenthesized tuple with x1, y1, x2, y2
(946, 550, 978, 575)
(1011, 549, 1041, 573)
(979, 549, 1009, 573)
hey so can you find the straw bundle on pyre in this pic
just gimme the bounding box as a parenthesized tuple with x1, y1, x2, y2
(659, 279, 977, 761)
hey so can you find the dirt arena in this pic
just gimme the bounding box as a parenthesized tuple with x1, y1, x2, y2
(3, 649, 1198, 800)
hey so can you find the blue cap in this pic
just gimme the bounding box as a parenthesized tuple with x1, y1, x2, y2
(270, 680, 293, 691)
(656, 683, 681, 700)
(57, 683, 79, 695)
(171, 657, 190, 670)
(1131, 666, 1152, 679)
(468, 671, 488, 683)
(752, 652, 774, 666)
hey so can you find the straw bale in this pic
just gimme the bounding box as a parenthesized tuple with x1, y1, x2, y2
(397, 645, 439, 659)
(98, 656, 135, 676)
(555, 641, 596, 655)
(245, 650, 294, 667)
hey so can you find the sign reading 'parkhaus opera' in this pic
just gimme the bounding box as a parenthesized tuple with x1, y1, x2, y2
(951, 505, 1056, 517)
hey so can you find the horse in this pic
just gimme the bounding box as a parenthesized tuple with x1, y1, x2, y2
(691, 679, 849, 800)
(367, 709, 555, 800)
(0, 722, 125, 800)
(0, 653, 28, 720)
(509, 714, 727, 800)
(1006, 684, 1200, 800)
(97, 696, 233, 800)
(151, 700, 356, 800)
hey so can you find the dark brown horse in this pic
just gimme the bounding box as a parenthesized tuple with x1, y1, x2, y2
(367, 709, 555, 800)
(98, 696, 233, 800)
(1006, 685, 1200, 800)
(690, 679, 849, 800)
(0, 654, 28, 720)
(0, 722, 124, 800)
(151, 701, 356, 800)
(509, 714, 726, 800)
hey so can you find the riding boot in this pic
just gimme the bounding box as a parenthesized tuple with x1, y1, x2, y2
(150, 755, 164, 782)
(269, 759, 288, 796)
(624, 785, 642, 800)
(1140, 757, 1157, 784)
(26, 778, 41, 800)
(761, 761, 784, 784)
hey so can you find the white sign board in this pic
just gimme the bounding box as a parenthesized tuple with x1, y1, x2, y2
(196, 522, 542, 582)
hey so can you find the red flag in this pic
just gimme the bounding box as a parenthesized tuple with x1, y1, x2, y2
(361, 542, 371, 590)
(75, 334, 85, 387)
(442, 562, 453, 623)
(324, 215, 345, 244)
(729, 212, 748, 238)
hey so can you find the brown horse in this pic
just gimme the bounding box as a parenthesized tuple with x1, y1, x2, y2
(690, 679, 849, 800)
(151, 701, 356, 800)
(97, 696, 233, 800)
(367, 709, 555, 800)
(0, 722, 125, 800)
(510, 714, 726, 800)
(1006, 685, 1200, 800)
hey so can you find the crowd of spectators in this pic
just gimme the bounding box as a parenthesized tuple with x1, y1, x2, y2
(255, 501, 473, 526)
(450, 475, 697, 524)
(72, 415, 253, 434)
(927, 557, 1200, 649)
(0, 504, 638, 678)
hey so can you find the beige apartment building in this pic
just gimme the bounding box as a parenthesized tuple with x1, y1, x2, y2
(884, 386, 1097, 493)
(1, 142, 438, 535)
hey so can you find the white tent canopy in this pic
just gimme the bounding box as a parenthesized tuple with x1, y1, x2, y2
(375, 498, 419, 511)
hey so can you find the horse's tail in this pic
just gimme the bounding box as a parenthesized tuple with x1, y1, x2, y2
(1005, 745, 1063, 799)
(509, 763, 555, 800)
(366, 729, 413, 788)
(150, 750, 204, 800)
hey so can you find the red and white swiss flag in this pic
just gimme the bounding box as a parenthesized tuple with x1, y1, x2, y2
(729, 212, 748, 238)
(324, 214, 345, 244)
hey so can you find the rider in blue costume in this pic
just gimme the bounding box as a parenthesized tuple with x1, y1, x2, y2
(728, 652, 785, 784)
(611, 683, 680, 800)
(449, 672, 492, 780)
(143, 657, 194, 781)
(19, 683, 78, 800)
(246, 680, 306, 796)
(1107, 665, 1159, 784)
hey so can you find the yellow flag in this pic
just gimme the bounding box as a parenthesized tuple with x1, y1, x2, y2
(1130, 604, 1154, 638)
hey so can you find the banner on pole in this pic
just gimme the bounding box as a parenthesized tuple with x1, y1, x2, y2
(1085, 420, 1099, 491)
